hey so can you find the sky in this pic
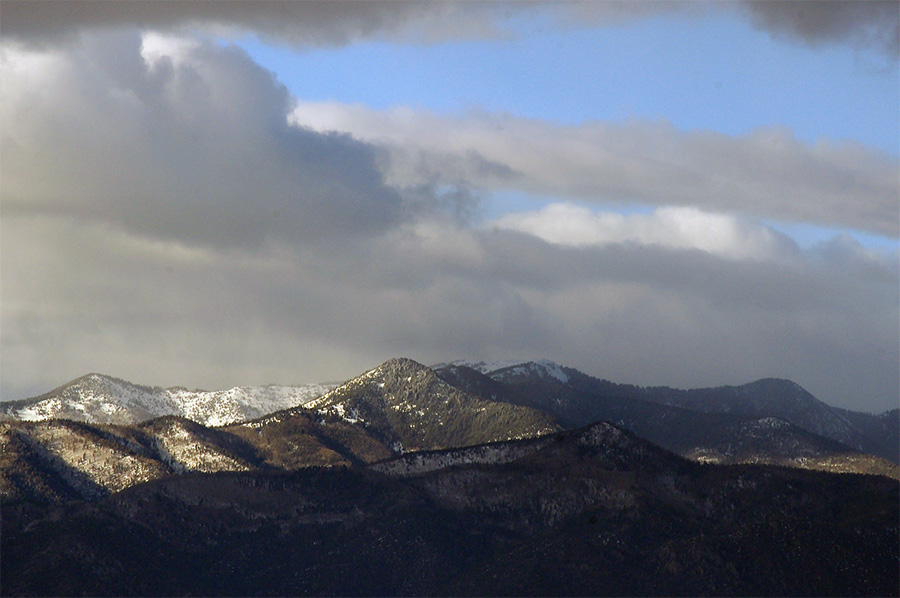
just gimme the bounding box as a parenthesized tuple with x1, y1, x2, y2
(1, 1, 898, 413)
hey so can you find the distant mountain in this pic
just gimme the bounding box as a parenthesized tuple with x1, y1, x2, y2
(3, 420, 897, 597)
(304, 358, 560, 452)
(4, 358, 895, 483)
(632, 379, 897, 463)
(437, 360, 659, 427)
(831, 406, 899, 463)
(634, 378, 865, 445)
(0, 373, 334, 426)
(439, 360, 899, 465)
(0, 358, 562, 504)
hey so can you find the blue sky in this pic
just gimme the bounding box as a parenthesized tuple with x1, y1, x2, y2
(239, 12, 897, 154)
(2, 1, 898, 412)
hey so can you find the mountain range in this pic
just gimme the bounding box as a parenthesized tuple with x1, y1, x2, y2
(2, 359, 897, 497)
(2, 357, 898, 596)
(0, 373, 334, 426)
(435, 360, 899, 468)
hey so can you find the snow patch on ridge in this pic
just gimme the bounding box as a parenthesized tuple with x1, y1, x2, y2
(4, 375, 336, 427)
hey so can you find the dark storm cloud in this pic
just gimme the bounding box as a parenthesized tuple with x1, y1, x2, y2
(741, 0, 899, 58)
(4, 0, 897, 58)
(0, 0, 516, 47)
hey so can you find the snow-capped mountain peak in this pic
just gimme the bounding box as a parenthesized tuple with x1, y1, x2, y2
(2, 374, 335, 427)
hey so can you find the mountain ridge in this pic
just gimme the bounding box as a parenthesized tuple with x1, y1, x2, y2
(437, 361, 898, 464)
(4, 358, 896, 477)
(1, 373, 335, 427)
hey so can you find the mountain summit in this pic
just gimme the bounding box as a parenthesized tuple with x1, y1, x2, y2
(307, 358, 559, 452)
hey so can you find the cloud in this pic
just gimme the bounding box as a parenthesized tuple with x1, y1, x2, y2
(0, 1, 523, 48)
(741, 0, 899, 58)
(3, 0, 897, 60)
(1, 17, 896, 415)
(3, 208, 897, 412)
(1, 31, 403, 249)
(492, 203, 799, 261)
(291, 103, 899, 237)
